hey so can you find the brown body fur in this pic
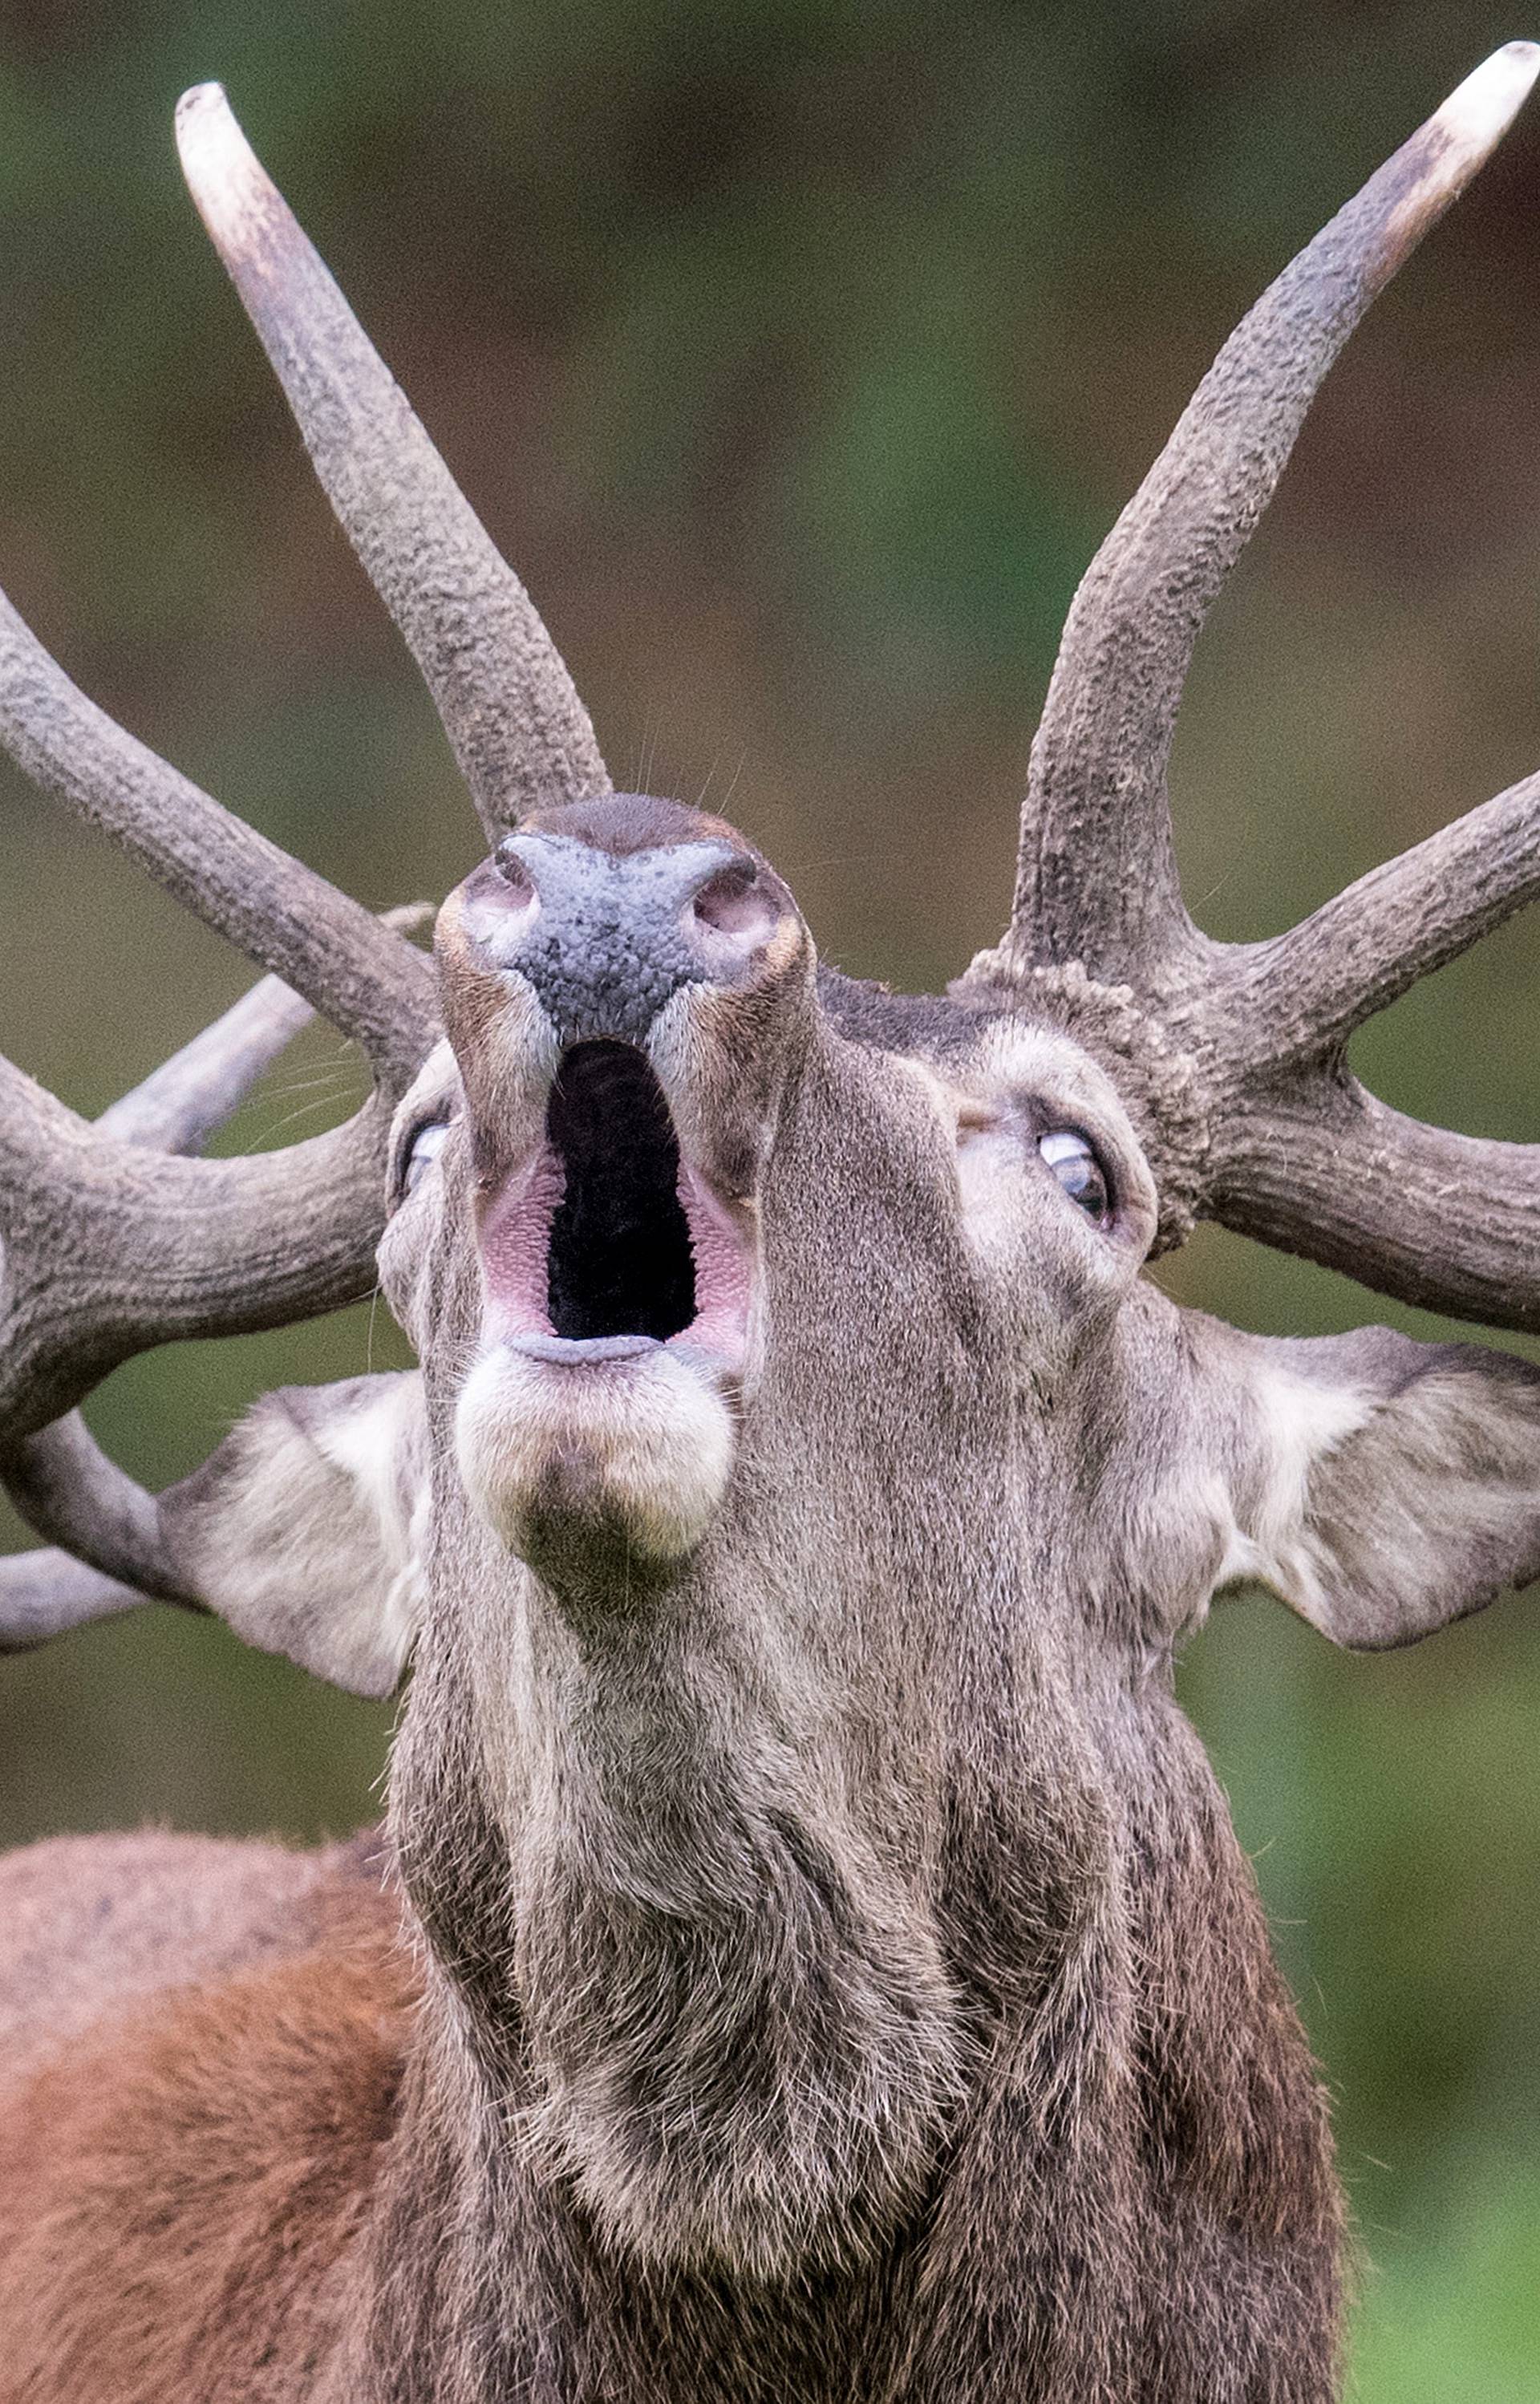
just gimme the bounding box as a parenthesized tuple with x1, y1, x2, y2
(0, 1837, 408, 2404)
(0, 1713, 1341, 2403)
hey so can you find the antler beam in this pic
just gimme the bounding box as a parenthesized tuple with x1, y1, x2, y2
(1207, 1076, 1540, 1335)
(0, 1036, 401, 1444)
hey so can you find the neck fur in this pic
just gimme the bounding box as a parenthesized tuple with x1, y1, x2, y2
(395, 1562, 968, 2286)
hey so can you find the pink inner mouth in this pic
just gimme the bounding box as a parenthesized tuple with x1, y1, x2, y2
(476, 1042, 752, 1372)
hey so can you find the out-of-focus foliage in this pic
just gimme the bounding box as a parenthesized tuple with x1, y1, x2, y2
(2, 2, 1539, 2386)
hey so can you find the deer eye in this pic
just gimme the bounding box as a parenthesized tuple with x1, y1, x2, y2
(1038, 1128, 1111, 1226)
(400, 1117, 450, 1198)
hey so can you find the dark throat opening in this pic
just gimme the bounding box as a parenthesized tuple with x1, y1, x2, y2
(545, 1041, 697, 1342)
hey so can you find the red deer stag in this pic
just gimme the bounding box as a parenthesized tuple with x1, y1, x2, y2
(2, 48, 1539, 2404)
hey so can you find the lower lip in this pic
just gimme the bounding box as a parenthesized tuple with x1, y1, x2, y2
(509, 1333, 660, 1366)
(504, 1332, 744, 1397)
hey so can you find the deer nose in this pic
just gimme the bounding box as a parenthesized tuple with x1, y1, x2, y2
(464, 831, 785, 1044)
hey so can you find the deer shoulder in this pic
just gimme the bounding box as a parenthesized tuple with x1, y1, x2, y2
(0, 1827, 396, 2083)
(0, 1849, 412, 2404)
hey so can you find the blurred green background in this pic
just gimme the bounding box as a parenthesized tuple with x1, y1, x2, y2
(2, 1, 1539, 2390)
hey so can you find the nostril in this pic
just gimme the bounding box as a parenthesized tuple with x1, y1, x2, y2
(693, 861, 777, 944)
(492, 842, 537, 905)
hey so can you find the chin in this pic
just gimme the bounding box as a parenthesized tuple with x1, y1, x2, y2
(455, 1336, 737, 1574)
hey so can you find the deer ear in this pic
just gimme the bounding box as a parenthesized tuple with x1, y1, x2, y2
(1223, 1328, 1540, 1649)
(156, 1371, 428, 1697)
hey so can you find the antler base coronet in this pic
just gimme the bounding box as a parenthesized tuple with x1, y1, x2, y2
(955, 947, 1214, 1251)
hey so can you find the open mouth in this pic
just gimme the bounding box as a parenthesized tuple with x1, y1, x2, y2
(547, 1043, 695, 1342)
(478, 1040, 752, 1372)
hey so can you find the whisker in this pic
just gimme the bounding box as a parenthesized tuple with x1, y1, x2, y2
(256, 1069, 359, 1105)
(719, 752, 747, 813)
(632, 707, 658, 795)
(251, 1092, 359, 1140)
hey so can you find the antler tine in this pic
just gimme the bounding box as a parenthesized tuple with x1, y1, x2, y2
(2, 1413, 194, 1606)
(1000, 42, 1540, 991)
(176, 82, 611, 841)
(97, 969, 315, 1153)
(0, 1550, 151, 1653)
(0, 587, 434, 1081)
(1214, 768, 1540, 1075)
(1169, 756, 1540, 1331)
(87, 898, 431, 1150)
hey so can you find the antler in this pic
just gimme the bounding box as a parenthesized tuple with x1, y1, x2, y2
(0, 553, 440, 1440)
(175, 83, 610, 840)
(0, 925, 429, 1648)
(2, 965, 313, 1615)
(0, 1550, 147, 1652)
(0, 81, 614, 1648)
(0, 507, 444, 1527)
(1002, 41, 1540, 995)
(0, 970, 313, 1645)
(967, 43, 1540, 1332)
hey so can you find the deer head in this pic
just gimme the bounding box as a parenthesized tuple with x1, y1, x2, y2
(6, 47, 1540, 2305)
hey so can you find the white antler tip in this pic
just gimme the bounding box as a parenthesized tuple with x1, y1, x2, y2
(1432, 42, 1540, 160)
(175, 83, 237, 166)
(175, 81, 274, 253)
(176, 80, 228, 119)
